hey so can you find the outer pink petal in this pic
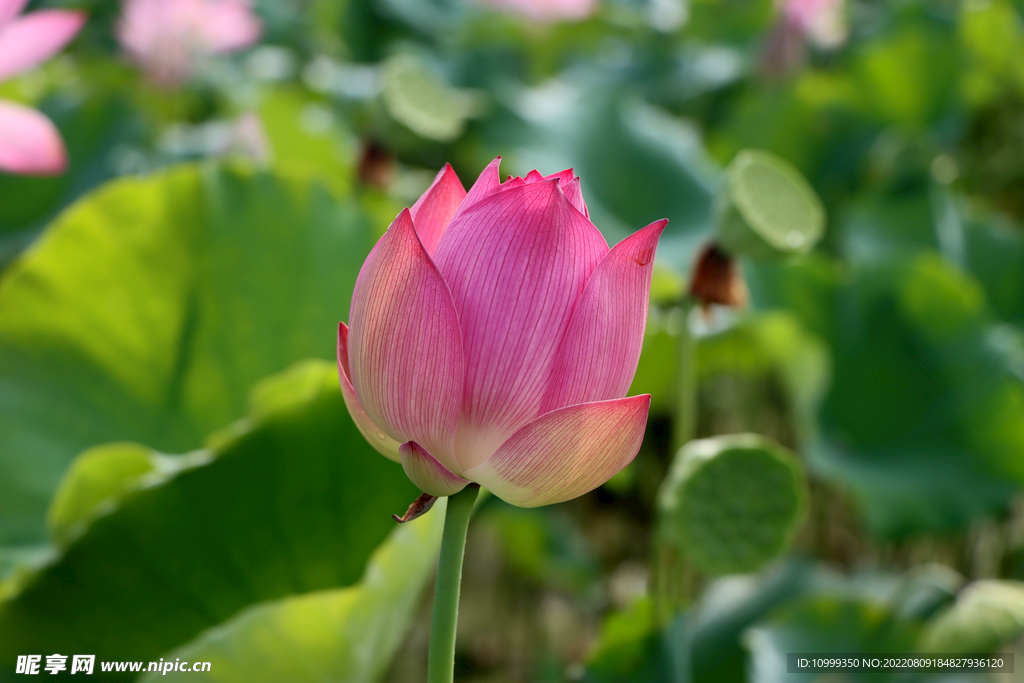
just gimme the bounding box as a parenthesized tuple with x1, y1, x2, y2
(400, 441, 469, 496)
(0, 100, 66, 176)
(433, 179, 609, 471)
(543, 168, 575, 184)
(464, 395, 651, 507)
(541, 219, 667, 412)
(455, 156, 503, 215)
(410, 163, 467, 257)
(503, 175, 525, 190)
(338, 322, 401, 462)
(0, 10, 86, 82)
(347, 208, 464, 472)
(0, 0, 28, 30)
(560, 177, 589, 218)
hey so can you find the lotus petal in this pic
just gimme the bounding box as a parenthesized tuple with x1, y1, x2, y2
(543, 168, 575, 184)
(0, 0, 28, 30)
(464, 395, 650, 507)
(346, 209, 464, 473)
(410, 163, 466, 257)
(400, 441, 469, 496)
(337, 322, 401, 462)
(456, 155, 503, 214)
(560, 176, 589, 218)
(0, 100, 66, 176)
(541, 219, 667, 412)
(0, 10, 85, 82)
(433, 178, 608, 470)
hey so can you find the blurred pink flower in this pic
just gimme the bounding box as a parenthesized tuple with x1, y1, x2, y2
(0, 0, 85, 176)
(117, 0, 261, 87)
(481, 0, 596, 23)
(339, 158, 666, 508)
(762, 0, 846, 78)
(779, 0, 846, 48)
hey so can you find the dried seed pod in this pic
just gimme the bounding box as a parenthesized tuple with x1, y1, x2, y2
(688, 241, 749, 311)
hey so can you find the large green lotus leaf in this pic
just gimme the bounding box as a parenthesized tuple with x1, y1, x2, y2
(919, 580, 1024, 654)
(807, 254, 1023, 535)
(0, 361, 420, 679)
(750, 249, 1022, 535)
(839, 188, 1024, 328)
(685, 561, 813, 683)
(961, 210, 1024, 327)
(140, 496, 445, 683)
(258, 87, 355, 195)
(0, 164, 377, 545)
(851, 22, 958, 130)
(585, 564, 947, 683)
(582, 597, 669, 683)
(745, 595, 921, 683)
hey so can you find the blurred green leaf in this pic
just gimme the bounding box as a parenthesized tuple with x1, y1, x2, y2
(630, 308, 681, 415)
(0, 164, 378, 545)
(46, 443, 160, 547)
(745, 595, 920, 683)
(583, 597, 668, 683)
(751, 247, 1023, 535)
(658, 434, 807, 576)
(686, 561, 813, 683)
(838, 191, 938, 264)
(853, 24, 957, 129)
(258, 88, 355, 194)
(958, 0, 1024, 104)
(478, 503, 598, 593)
(919, 580, 1024, 654)
(695, 311, 830, 441)
(141, 495, 445, 683)
(806, 254, 1024, 535)
(507, 87, 717, 271)
(961, 209, 1024, 326)
(0, 360, 420, 678)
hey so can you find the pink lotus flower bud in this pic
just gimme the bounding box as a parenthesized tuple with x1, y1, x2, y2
(0, 0, 86, 176)
(117, 0, 261, 87)
(779, 0, 846, 48)
(338, 158, 666, 508)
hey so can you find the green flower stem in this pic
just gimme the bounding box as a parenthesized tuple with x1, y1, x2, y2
(672, 296, 698, 454)
(654, 296, 700, 624)
(427, 484, 480, 683)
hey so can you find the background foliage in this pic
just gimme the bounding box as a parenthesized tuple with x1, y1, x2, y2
(2, 0, 1024, 681)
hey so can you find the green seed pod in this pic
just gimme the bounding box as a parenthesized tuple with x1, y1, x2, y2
(919, 580, 1024, 654)
(382, 54, 468, 142)
(714, 150, 825, 260)
(658, 434, 807, 576)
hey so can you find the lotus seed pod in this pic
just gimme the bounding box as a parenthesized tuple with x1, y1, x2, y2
(657, 434, 807, 576)
(714, 150, 825, 260)
(919, 580, 1024, 654)
(382, 53, 468, 142)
